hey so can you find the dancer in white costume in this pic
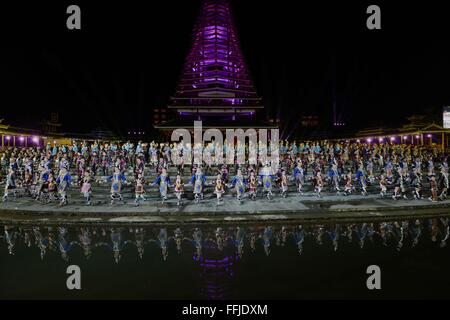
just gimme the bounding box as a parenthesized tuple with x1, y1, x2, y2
(153, 168, 171, 204)
(190, 167, 206, 203)
(230, 169, 246, 202)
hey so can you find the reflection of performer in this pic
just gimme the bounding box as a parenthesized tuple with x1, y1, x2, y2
(57, 227, 72, 262)
(193, 228, 202, 258)
(135, 228, 146, 259)
(111, 228, 123, 264)
(158, 228, 168, 261)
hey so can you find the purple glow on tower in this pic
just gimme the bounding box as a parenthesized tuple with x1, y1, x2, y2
(169, 0, 263, 119)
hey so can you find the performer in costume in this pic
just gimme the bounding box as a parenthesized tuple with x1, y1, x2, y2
(248, 170, 258, 200)
(149, 143, 158, 167)
(190, 167, 206, 203)
(410, 167, 423, 200)
(259, 163, 274, 200)
(134, 157, 145, 179)
(392, 167, 407, 200)
(230, 169, 246, 202)
(134, 173, 146, 206)
(343, 170, 353, 196)
(175, 145, 185, 176)
(173, 174, 184, 206)
(220, 164, 229, 183)
(56, 167, 72, 206)
(213, 174, 225, 205)
(385, 159, 393, 184)
(439, 161, 449, 200)
(427, 156, 434, 179)
(153, 168, 171, 204)
(47, 172, 58, 203)
(429, 175, 438, 202)
(80, 171, 93, 205)
(22, 171, 33, 197)
(366, 159, 375, 184)
(100, 152, 109, 176)
(414, 157, 422, 175)
(108, 167, 126, 204)
(59, 154, 69, 172)
(34, 165, 50, 201)
(313, 170, 323, 198)
(379, 173, 387, 198)
(77, 157, 86, 181)
(24, 157, 33, 176)
(280, 170, 289, 198)
(293, 161, 305, 195)
(355, 165, 368, 196)
(156, 157, 167, 175)
(2, 168, 16, 202)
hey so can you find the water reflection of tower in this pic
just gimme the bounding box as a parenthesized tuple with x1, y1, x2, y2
(194, 241, 238, 300)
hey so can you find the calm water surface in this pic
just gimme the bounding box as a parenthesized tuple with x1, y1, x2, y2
(1, 215, 450, 300)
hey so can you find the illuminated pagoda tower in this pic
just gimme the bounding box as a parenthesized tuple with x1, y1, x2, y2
(156, 0, 275, 131)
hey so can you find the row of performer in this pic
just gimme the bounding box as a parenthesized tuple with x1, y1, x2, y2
(2, 161, 450, 206)
(1, 141, 449, 205)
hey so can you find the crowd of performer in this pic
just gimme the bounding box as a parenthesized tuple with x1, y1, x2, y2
(0, 139, 448, 206)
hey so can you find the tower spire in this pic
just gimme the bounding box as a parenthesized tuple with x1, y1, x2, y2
(168, 0, 263, 120)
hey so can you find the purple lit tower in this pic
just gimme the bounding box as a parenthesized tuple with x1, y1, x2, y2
(156, 0, 275, 131)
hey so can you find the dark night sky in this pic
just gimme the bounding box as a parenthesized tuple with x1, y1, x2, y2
(1, 1, 450, 137)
